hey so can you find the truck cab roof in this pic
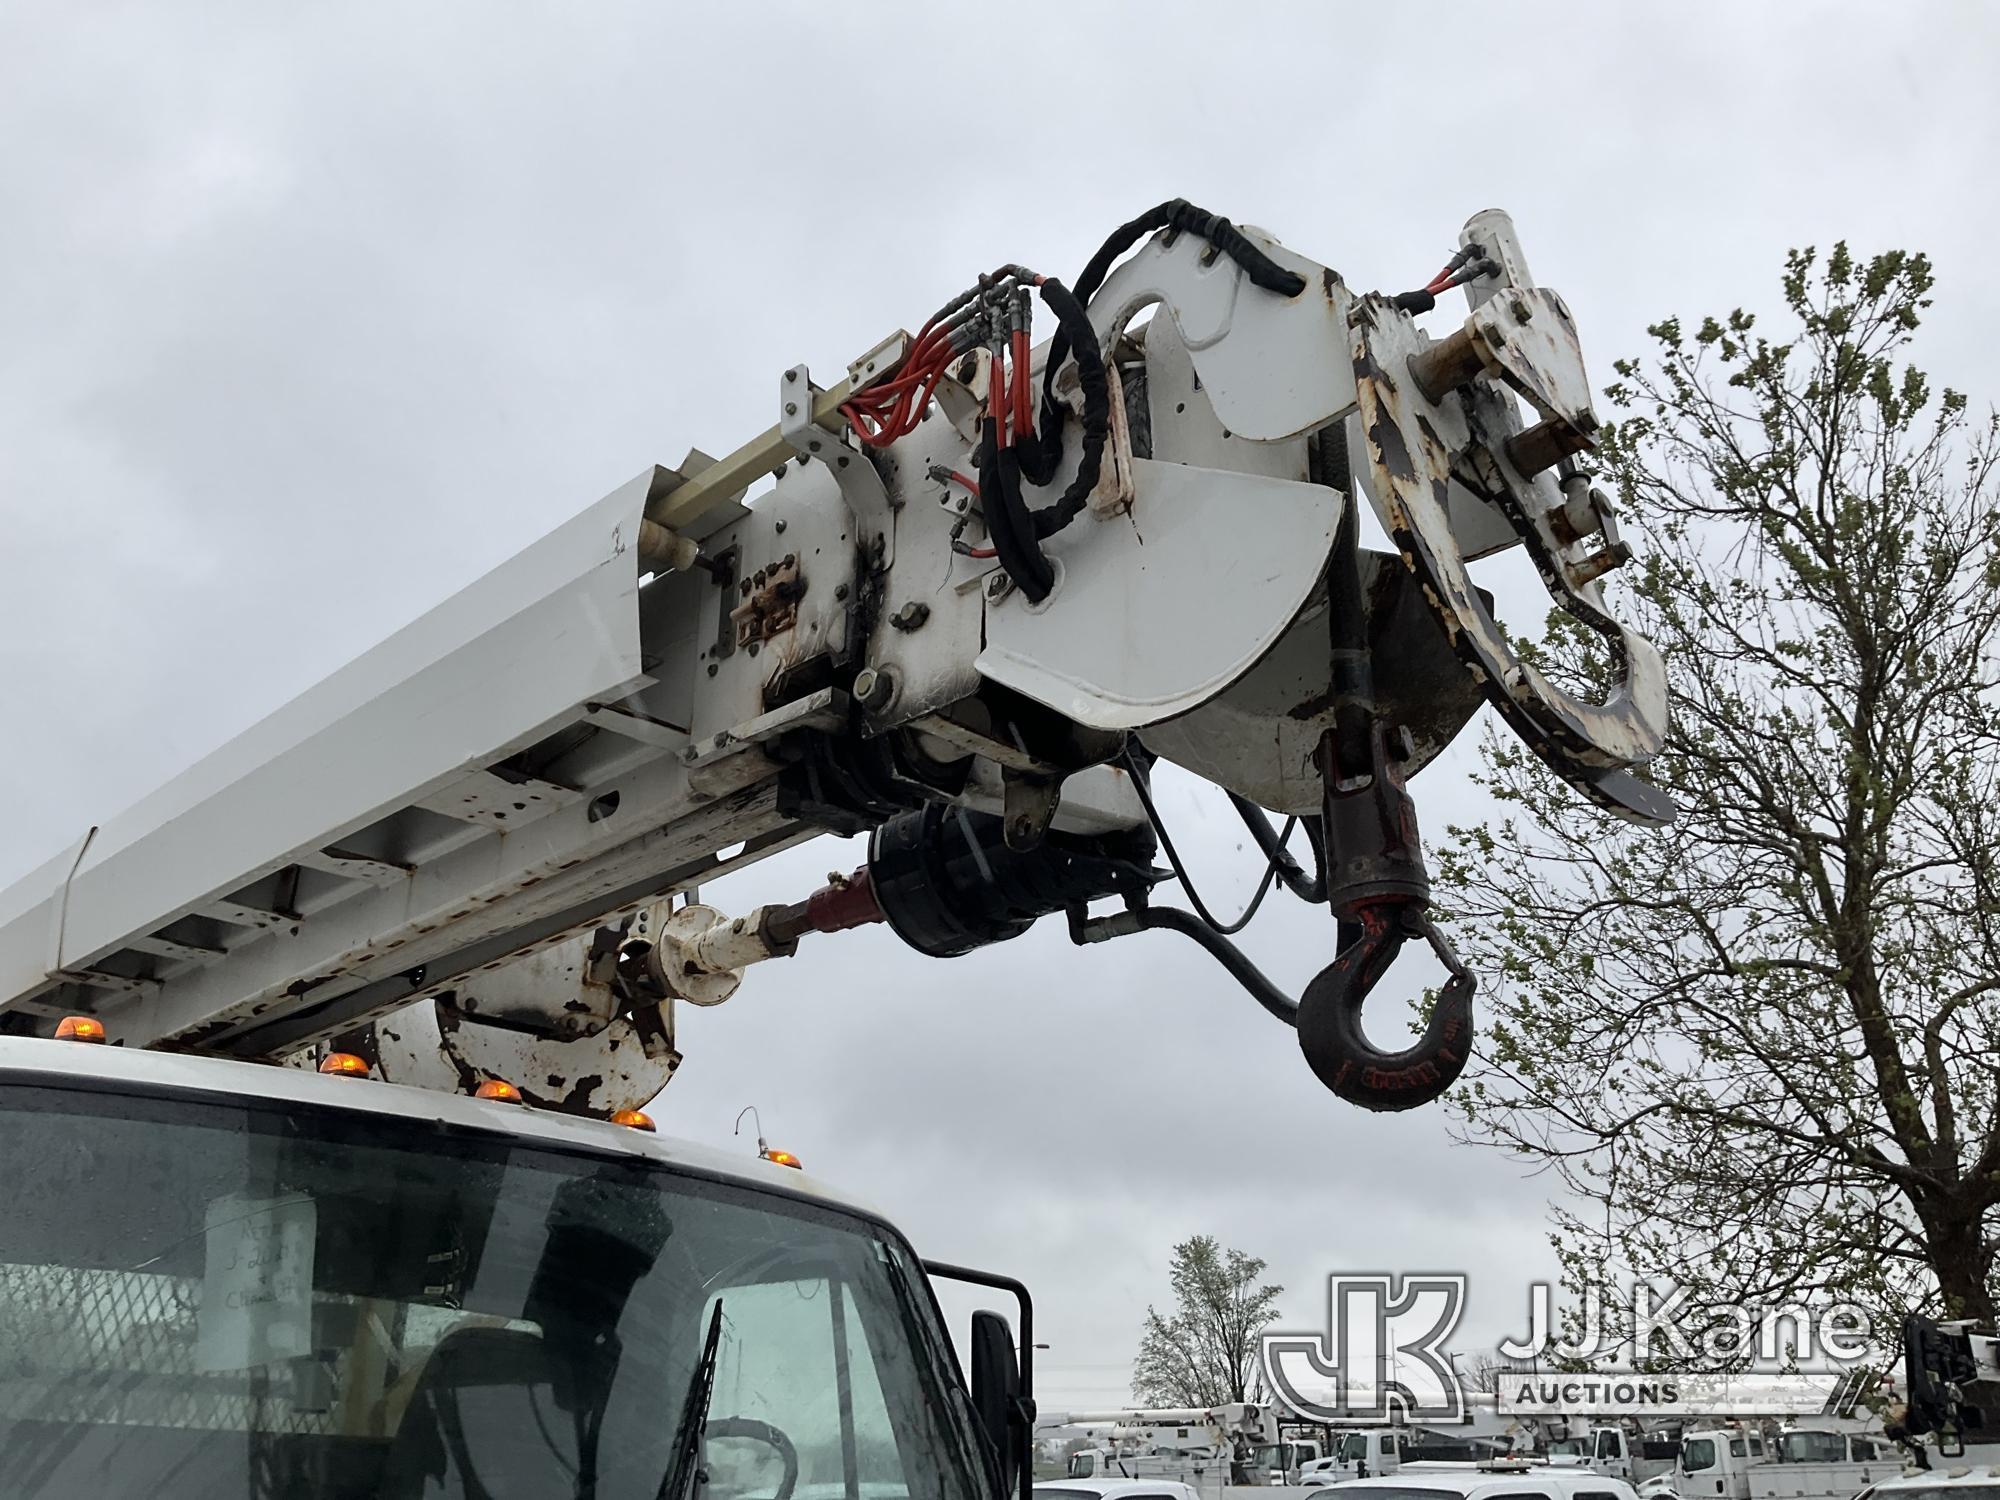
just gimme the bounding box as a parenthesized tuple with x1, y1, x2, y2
(1035, 1482, 1201, 1500)
(1864, 1468, 2000, 1495)
(1333, 1469, 1644, 1500)
(0, 1034, 869, 1214)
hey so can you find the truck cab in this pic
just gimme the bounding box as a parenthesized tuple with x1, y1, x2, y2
(0, 1038, 1014, 1499)
(1749, 1426, 1894, 1500)
(1333, 1466, 1644, 1500)
(1591, 1423, 1683, 1485)
(1678, 1428, 1762, 1498)
(1332, 1429, 1410, 1478)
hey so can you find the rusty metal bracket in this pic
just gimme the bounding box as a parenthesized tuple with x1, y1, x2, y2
(1350, 288, 1673, 825)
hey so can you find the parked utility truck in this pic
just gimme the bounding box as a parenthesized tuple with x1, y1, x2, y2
(1048, 1404, 1323, 1487)
(0, 201, 1673, 1496)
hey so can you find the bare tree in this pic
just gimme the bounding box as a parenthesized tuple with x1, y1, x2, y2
(1132, 1235, 1283, 1406)
(1437, 243, 2000, 1351)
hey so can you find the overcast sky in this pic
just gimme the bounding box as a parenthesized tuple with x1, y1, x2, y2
(4, 3, 1997, 1410)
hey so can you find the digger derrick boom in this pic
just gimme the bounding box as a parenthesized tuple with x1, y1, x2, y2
(0, 203, 1669, 1111)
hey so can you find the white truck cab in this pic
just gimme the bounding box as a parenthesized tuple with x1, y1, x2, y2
(1036, 1481, 1200, 1500)
(1313, 1426, 1515, 1481)
(1327, 1428, 1413, 1478)
(1334, 1465, 1645, 1500)
(1752, 1428, 1896, 1500)
(1677, 1426, 1771, 1498)
(0, 1037, 1017, 1499)
(1859, 1467, 2000, 1500)
(1581, 1422, 1685, 1486)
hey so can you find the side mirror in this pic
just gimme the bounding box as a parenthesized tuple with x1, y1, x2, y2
(970, 1310, 1021, 1495)
(923, 1260, 1036, 1500)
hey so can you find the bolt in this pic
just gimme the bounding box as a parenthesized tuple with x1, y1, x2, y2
(739, 579, 751, 595)
(785, 369, 798, 383)
(891, 601, 931, 631)
(731, 918, 745, 934)
(809, 439, 822, 452)
(853, 667, 896, 710)
(834, 582, 849, 601)
(985, 571, 1014, 603)
(773, 462, 787, 478)
(461, 997, 479, 1014)
(706, 662, 718, 677)
(774, 518, 787, 533)
(1511, 296, 1534, 324)
(785, 401, 799, 416)
(782, 554, 795, 568)
(746, 642, 760, 658)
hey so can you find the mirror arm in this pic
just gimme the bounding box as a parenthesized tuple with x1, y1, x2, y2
(924, 1260, 1036, 1500)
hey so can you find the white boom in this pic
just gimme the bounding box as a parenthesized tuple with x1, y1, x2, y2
(0, 203, 1669, 1115)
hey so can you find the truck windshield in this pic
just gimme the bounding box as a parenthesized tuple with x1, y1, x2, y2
(1683, 1437, 1718, 1472)
(0, 1081, 985, 1500)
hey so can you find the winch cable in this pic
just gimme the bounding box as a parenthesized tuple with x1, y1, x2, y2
(1119, 747, 1322, 937)
(1228, 793, 1326, 904)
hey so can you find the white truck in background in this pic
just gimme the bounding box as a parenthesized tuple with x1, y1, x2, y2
(1668, 1424, 1896, 1500)
(1045, 1403, 1325, 1487)
(1747, 1428, 1897, 1500)
(1299, 1429, 1503, 1486)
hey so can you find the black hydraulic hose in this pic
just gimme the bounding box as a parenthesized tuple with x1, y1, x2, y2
(1024, 277, 1109, 539)
(1123, 748, 1296, 935)
(979, 418, 1056, 601)
(1079, 200, 1310, 304)
(1228, 793, 1326, 904)
(1020, 199, 1307, 490)
(981, 280, 1109, 599)
(1080, 906, 1300, 1026)
(1326, 481, 1374, 778)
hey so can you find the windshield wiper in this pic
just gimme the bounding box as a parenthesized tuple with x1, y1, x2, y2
(656, 1300, 725, 1500)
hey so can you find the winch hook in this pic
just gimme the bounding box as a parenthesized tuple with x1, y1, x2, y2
(1296, 900, 1475, 1111)
(1294, 489, 1478, 1110)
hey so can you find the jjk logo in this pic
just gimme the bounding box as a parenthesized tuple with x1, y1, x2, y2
(1261, 1274, 1466, 1424)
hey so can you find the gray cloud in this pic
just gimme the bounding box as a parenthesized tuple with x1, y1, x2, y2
(3, 0, 1993, 1405)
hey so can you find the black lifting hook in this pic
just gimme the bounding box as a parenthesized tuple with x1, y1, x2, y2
(1294, 490, 1478, 1111)
(1296, 900, 1476, 1111)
